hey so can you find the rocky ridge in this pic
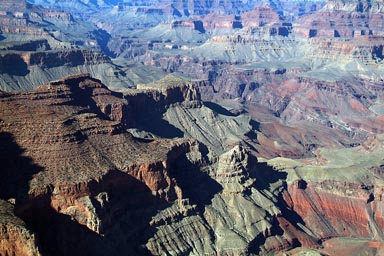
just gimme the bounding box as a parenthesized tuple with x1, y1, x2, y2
(0, 0, 142, 91)
(1, 74, 384, 255)
(2, 0, 384, 254)
(0, 73, 203, 254)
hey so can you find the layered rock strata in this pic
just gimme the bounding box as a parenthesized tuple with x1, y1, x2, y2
(1, 73, 384, 255)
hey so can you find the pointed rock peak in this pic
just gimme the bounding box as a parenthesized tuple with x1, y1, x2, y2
(224, 144, 248, 163)
(217, 144, 257, 176)
(215, 144, 258, 194)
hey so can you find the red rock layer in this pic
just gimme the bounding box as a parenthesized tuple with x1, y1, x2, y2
(285, 180, 384, 239)
(0, 73, 202, 254)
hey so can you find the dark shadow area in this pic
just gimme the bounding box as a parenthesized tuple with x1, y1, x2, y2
(247, 215, 284, 254)
(249, 161, 286, 192)
(169, 143, 222, 206)
(249, 119, 261, 131)
(297, 179, 307, 190)
(372, 45, 384, 61)
(20, 196, 118, 256)
(278, 27, 290, 37)
(238, 83, 247, 96)
(134, 110, 185, 138)
(298, 7, 305, 16)
(193, 20, 205, 33)
(356, 2, 365, 12)
(171, 5, 182, 17)
(0, 128, 173, 255)
(92, 29, 116, 58)
(32, 51, 87, 69)
(246, 161, 317, 253)
(123, 93, 185, 139)
(232, 21, 243, 29)
(19, 169, 170, 256)
(274, 68, 286, 75)
(270, 27, 277, 35)
(244, 130, 258, 141)
(244, 119, 261, 141)
(309, 29, 317, 38)
(367, 193, 375, 203)
(59, 75, 184, 138)
(203, 101, 237, 116)
(0, 132, 43, 201)
(0, 39, 50, 51)
(246, 162, 287, 254)
(58, 76, 115, 122)
(0, 54, 30, 76)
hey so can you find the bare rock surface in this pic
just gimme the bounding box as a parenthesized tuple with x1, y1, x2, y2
(2, 0, 384, 255)
(0, 200, 41, 256)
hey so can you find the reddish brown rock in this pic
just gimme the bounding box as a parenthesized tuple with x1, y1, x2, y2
(0, 73, 205, 254)
(0, 200, 41, 256)
(242, 6, 281, 27)
(286, 180, 381, 239)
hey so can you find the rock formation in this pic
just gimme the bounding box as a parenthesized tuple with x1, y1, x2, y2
(0, 200, 41, 256)
(0, 0, 27, 10)
(2, 0, 384, 254)
(1, 72, 384, 255)
(0, 74, 204, 254)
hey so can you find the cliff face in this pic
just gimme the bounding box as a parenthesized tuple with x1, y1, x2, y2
(267, 136, 384, 252)
(0, 200, 41, 256)
(286, 180, 384, 239)
(20, 50, 111, 67)
(1, 74, 384, 255)
(3, 0, 384, 254)
(0, 49, 120, 91)
(0, 73, 208, 254)
(0, 73, 290, 255)
(293, 0, 384, 64)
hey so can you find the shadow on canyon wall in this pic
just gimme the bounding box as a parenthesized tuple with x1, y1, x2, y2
(0, 131, 170, 255)
(0, 54, 30, 76)
(0, 132, 42, 201)
(21, 170, 171, 256)
(247, 162, 318, 253)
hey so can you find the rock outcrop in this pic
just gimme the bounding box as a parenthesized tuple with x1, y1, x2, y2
(0, 200, 41, 256)
(1, 73, 384, 255)
(3, 0, 384, 254)
(0, 73, 199, 254)
(269, 137, 384, 248)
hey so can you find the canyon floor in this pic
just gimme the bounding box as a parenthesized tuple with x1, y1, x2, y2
(1, 0, 384, 255)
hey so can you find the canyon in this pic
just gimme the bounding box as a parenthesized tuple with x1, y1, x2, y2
(1, 0, 384, 255)
(1, 73, 383, 255)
